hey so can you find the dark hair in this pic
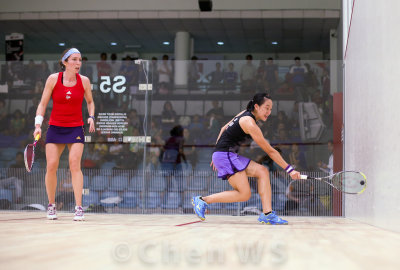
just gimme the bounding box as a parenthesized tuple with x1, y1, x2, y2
(246, 92, 271, 111)
(267, 57, 273, 61)
(294, 56, 301, 61)
(59, 48, 73, 71)
(170, 125, 184, 137)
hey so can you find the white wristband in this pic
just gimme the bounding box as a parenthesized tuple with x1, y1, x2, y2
(35, 115, 44, 127)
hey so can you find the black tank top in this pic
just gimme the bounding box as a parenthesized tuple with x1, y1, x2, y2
(214, 110, 256, 153)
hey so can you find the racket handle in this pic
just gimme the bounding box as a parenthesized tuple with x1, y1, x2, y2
(34, 134, 40, 141)
(300, 175, 308, 180)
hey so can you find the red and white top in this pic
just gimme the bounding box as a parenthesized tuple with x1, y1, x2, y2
(49, 72, 84, 127)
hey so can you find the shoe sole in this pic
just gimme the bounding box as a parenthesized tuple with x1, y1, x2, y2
(191, 198, 205, 221)
(73, 217, 85, 221)
(258, 220, 288, 225)
(47, 215, 57, 220)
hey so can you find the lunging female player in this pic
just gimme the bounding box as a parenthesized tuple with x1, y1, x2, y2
(33, 48, 95, 221)
(192, 92, 300, 225)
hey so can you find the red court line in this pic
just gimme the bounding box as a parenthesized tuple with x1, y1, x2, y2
(0, 217, 45, 222)
(175, 220, 203, 226)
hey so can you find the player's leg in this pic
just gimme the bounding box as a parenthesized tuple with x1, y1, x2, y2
(245, 161, 272, 213)
(202, 171, 252, 204)
(67, 143, 85, 221)
(245, 161, 288, 225)
(45, 143, 65, 204)
(193, 171, 251, 221)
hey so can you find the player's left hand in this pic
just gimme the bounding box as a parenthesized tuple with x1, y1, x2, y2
(88, 117, 95, 133)
(290, 170, 301, 180)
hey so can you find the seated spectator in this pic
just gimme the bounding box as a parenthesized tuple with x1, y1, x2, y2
(24, 60, 37, 86)
(264, 57, 279, 90)
(240, 54, 256, 94)
(33, 81, 44, 95)
(80, 57, 94, 81)
(275, 82, 294, 96)
(0, 99, 8, 133)
(183, 128, 197, 167)
(10, 109, 26, 136)
(288, 143, 307, 171)
(188, 114, 204, 139)
(128, 109, 141, 131)
(55, 174, 74, 211)
(83, 143, 101, 169)
(224, 62, 238, 91)
(160, 125, 186, 169)
(0, 152, 25, 203)
(206, 62, 224, 90)
(188, 56, 201, 90)
(157, 55, 172, 94)
(160, 101, 177, 134)
(36, 61, 50, 84)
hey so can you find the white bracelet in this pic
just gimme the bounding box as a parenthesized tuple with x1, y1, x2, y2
(35, 115, 44, 127)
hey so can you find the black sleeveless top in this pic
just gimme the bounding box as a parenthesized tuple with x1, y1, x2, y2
(214, 110, 256, 153)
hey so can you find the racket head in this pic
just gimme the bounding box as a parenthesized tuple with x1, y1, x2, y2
(331, 171, 367, 194)
(24, 144, 35, 172)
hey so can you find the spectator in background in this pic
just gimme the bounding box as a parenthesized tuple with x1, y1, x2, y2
(160, 125, 186, 169)
(318, 140, 333, 175)
(264, 57, 279, 91)
(36, 61, 50, 84)
(33, 81, 44, 95)
(240, 54, 256, 94)
(206, 62, 224, 90)
(188, 56, 200, 90)
(160, 101, 177, 134)
(0, 99, 8, 133)
(110, 53, 121, 78)
(321, 68, 331, 100)
(80, 57, 93, 81)
(288, 143, 307, 171)
(255, 60, 266, 91)
(275, 81, 294, 96)
(0, 152, 25, 203)
(188, 114, 204, 140)
(158, 55, 172, 94)
(24, 60, 37, 85)
(149, 57, 159, 90)
(10, 109, 26, 136)
(128, 109, 141, 131)
(224, 62, 238, 91)
(288, 57, 308, 85)
(82, 143, 101, 169)
(97, 52, 111, 79)
(55, 174, 74, 211)
(183, 128, 197, 167)
(206, 100, 224, 123)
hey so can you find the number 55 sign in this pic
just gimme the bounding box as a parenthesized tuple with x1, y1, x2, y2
(99, 76, 126, 93)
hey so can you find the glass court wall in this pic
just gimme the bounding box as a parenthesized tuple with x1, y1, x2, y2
(0, 58, 340, 216)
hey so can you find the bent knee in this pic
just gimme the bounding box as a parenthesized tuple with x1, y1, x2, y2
(238, 190, 252, 202)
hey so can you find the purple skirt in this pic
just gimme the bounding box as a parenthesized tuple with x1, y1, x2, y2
(212, 151, 251, 180)
(45, 125, 85, 144)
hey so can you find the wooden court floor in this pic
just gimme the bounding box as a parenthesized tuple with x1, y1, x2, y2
(0, 211, 399, 270)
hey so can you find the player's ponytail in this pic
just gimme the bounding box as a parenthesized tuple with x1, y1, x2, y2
(246, 92, 271, 111)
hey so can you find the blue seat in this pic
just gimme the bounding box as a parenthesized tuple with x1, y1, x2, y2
(90, 176, 109, 191)
(175, 162, 193, 176)
(109, 176, 129, 191)
(0, 147, 19, 161)
(194, 162, 213, 176)
(161, 192, 182, 209)
(83, 175, 91, 189)
(225, 202, 240, 210)
(148, 175, 166, 192)
(128, 175, 145, 191)
(119, 191, 140, 208)
(159, 162, 175, 174)
(168, 175, 187, 192)
(144, 192, 161, 209)
(82, 191, 100, 207)
(100, 191, 120, 207)
(101, 161, 116, 170)
(0, 189, 13, 202)
(187, 177, 208, 191)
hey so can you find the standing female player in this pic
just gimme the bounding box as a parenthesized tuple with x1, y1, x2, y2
(192, 92, 300, 225)
(33, 48, 95, 221)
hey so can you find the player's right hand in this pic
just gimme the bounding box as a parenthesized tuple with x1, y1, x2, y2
(33, 126, 42, 140)
(210, 161, 217, 171)
(290, 170, 301, 180)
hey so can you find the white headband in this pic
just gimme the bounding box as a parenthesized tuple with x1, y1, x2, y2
(62, 48, 81, 62)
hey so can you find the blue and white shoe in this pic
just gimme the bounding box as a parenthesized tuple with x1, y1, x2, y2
(192, 196, 208, 221)
(258, 211, 288, 225)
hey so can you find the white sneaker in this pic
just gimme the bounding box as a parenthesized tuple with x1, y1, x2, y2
(73, 206, 85, 221)
(47, 203, 57, 220)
